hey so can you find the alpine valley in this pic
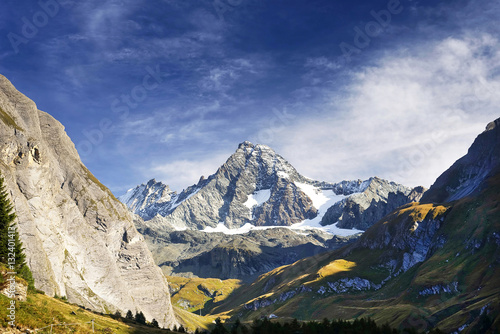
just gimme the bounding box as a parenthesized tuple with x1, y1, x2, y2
(0, 73, 499, 334)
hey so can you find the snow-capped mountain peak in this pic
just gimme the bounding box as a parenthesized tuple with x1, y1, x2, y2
(120, 142, 424, 234)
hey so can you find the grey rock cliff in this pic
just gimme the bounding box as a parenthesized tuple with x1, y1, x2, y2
(421, 117, 500, 203)
(0, 75, 177, 328)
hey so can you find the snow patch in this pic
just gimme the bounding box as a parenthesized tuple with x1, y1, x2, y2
(204, 223, 263, 234)
(291, 182, 363, 236)
(202, 183, 363, 237)
(203, 182, 364, 237)
(294, 182, 332, 209)
(244, 189, 271, 209)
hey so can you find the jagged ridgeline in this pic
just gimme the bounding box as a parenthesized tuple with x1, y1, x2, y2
(0, 75, 177, 328)
(120, 142, 425, 281)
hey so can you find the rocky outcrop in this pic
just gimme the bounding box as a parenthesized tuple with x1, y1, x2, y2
(418, 282, 459, 296)
(119, 179, 177, 220)
(355, 203, 449, 274)
(0, 267, 28, 302)
(0, 75, 177, 328)
(321, 177, 425, 230)
(421, 117, 500, 203)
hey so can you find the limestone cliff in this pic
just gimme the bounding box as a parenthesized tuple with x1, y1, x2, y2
(0, 75, 177, 328)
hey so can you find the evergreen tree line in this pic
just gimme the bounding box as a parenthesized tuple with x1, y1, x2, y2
(204, 317, 445, 334)
(0, 173, 34, 289)
(112, 309, 166, 330)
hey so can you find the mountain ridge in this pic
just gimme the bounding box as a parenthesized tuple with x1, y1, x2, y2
(121, 141, 424, 232)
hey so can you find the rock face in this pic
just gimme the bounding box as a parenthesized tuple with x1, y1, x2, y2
(122, 141, 319, 230)
(0, 75, 177, 328)
(421, 117, 500, 203)
(120, 179, 177, 220)
(321, 178, 425, 230)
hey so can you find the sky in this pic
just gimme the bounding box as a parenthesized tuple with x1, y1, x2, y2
(1, 0, 499, 195)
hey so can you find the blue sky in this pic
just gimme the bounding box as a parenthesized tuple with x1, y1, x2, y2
(1, 0, 499, 195)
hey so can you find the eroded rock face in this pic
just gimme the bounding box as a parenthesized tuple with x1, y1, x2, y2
(0, 75, 177, 328)
(321, 178, 425, 230)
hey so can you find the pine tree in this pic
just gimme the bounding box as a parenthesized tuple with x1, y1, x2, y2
(126, 310, 134, 320)
(151, 319, 159, 328)
(0, 173, 33, 288)
(0, 174, 16, 264)
(135, 311, 146, 325)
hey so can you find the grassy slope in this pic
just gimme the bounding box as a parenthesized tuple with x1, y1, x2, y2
(208, 175, 500, 333)
(0, 292, 175, 333)
(174, 306, 217, 332)
(168, 276, 242, 313)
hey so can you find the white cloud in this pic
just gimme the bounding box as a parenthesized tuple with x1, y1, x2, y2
(266, 34, 500, 188)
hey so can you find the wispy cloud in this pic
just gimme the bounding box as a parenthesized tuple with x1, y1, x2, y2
(269, 33, 500, 188)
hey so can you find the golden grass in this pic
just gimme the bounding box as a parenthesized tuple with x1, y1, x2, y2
(316, 259, 356, 278)
(174, 306, 218, 332)
(0, 293, 173, 333)
(168, 276, 243, 312)
(395, 203, 449, 221)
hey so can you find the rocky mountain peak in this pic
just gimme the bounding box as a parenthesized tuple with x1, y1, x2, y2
(123, 141, 423, 233)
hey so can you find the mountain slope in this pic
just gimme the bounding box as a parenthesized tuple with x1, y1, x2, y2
(210, 118, 500, 333)
(0, 75, 177, 328)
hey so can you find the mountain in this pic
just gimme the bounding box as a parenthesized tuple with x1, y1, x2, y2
(121, 142, 424, 280)
(210, 118, 500, 333)
(421, 118, 500, 203)
(0, 75, 177, 328)
(121, 141, 424, 232)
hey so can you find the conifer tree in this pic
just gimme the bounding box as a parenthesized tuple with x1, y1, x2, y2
(126, 310, 134, 320)
(0, 173, 33, 288)
(0, 174, 16, 264)
(135, 311, 146, 325)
